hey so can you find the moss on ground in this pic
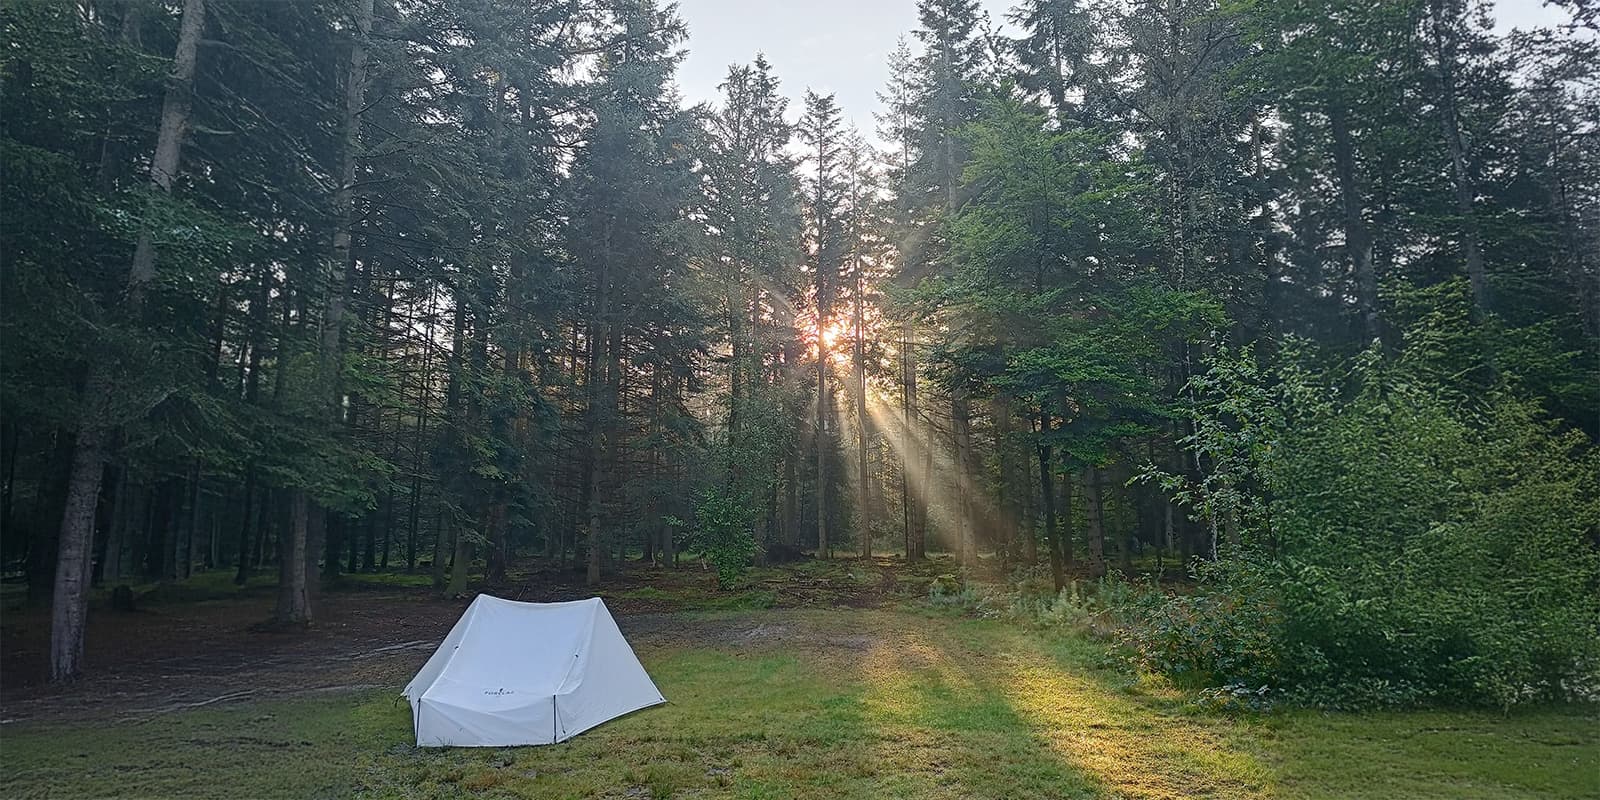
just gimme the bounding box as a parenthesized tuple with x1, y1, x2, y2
(3, 608, 1595, 799)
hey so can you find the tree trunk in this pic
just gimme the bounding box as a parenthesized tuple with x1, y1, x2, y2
(919, 403, 934, 561)
(584, 214, 614, 586)
(993, 402, 1009, 565)
(277, 0, 373, 623)
(1037, 409, 1063, 592)
(1059, 454, 1074, 568)
(447, 522, 469, 596)
(234, 467, 256, 584)
(431, 510, 447, 589)
(323, 508, 344, 581)
(276, 491, 312, 625)
(1328, 103, 1382, 343)
(1083, 467, 1107, 579)
(1115, 470, 1133, 574)
(345, 515, 359, 574)
(783, 445, 798, 547)
(0, 421, 17, 557)
(48, 422, 107, 681)
(854, 255, 870, 560)
(100, 467, 127, 584)
(900, 324, 914, 560)
(380, 488, 394, 570)
(1022, 464, 1037, 567)
(30, 430, 74, 605)
(361, 511, 376, 572)
(1430, 0, 1489, 316)
(952, 390, 974, 568)
(180, 462, 200, 580)
(49, 0, 206, 682)
(816, 321, 830, 559)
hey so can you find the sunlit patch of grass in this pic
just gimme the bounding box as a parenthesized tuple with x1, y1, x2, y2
(981, 625, 1271, 799)
(858, 626, 1100, 799)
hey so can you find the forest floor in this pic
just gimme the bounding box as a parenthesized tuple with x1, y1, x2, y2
(1, 557, 1595, 799)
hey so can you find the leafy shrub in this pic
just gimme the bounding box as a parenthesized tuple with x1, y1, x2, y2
(1034, 583, 1101, 633)
(1133, 343, 1600, 709)
(1192, 682, 1274, 713)
(927, 574, 978, 608)
(672, 488, 756, 590)
(928, 573, 962, 597)
(1111, 571, 1280, 691)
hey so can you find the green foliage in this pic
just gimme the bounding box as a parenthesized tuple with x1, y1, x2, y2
(672, 487, 757, 590)
(925, 573, 971, 607)
(1134, 343, 1600, 708)
(1108, 569, 1281, 693)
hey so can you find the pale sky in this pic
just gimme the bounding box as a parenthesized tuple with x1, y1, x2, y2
(672, 0, 1574, 137)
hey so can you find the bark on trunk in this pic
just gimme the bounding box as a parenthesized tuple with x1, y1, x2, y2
(1328, 103, 1382, 343)
(234, 467, 256, 584)
(447, 523, 469, 596)
(816, 326, 830, 559)
(50, 0, 206, 681)
(585, 326, 608, 586)
(101, 467, 127, 584)
(1430, 0, 1490, 316)
(431, 511, 447, 589)
(1037, 409, 1063, 592)
(276, 491, 312, 624)
(584, 213, 615, 586)
(1083, 467, 1107, 579)
(49, 421, 107, 680)
(952, 390, 974, 568)
(277, 0, 373, 622)
(854, 258, 870, 560)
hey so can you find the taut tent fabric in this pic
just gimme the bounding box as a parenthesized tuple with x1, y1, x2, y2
(403, 595, 664, 747)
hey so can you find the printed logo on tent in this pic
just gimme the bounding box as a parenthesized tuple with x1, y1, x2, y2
(483, 687, 516, 696)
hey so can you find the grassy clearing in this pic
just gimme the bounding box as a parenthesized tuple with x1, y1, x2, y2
(3, 607, 1594, 799)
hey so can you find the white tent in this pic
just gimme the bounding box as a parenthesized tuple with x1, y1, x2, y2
(403, 595, 665, 747)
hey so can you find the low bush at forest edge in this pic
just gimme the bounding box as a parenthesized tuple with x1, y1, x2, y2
(934, 340, 1600, 711)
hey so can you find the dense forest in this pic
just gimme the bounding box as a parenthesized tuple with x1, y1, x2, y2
(2, 0, 1596, 708)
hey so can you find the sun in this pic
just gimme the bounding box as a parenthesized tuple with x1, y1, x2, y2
(819, 318, 850, 351)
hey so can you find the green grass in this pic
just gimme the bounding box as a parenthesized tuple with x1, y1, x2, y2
(331, 569, 441, 591)
(2, 692, 399, 800)
(3, 608, 1595, 799)
(606, 584, 776, 611)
